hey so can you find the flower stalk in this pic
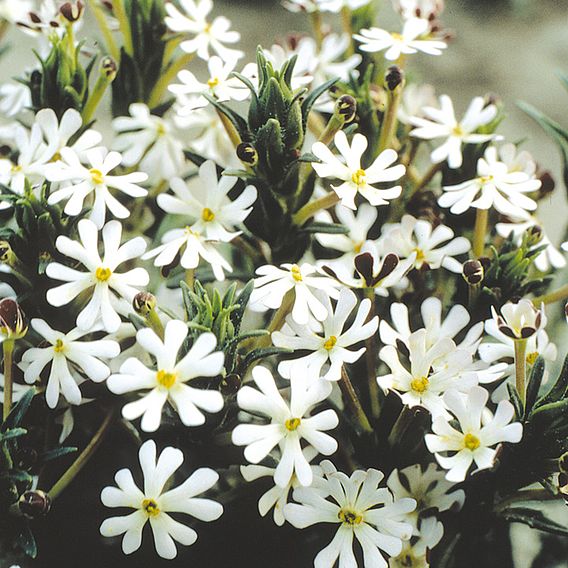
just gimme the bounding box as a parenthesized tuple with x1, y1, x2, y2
(292, 191, 340, 226)
(514, 338, 528, 405)
(2, 339, 14, 421)
(363, 288, 380, 420)
(473, 208, 489, 258)
(532, 283, 568, 305)
(90, 0, 120, 61)
(340, 366, 373, 434)
(148, 52, 195, 109)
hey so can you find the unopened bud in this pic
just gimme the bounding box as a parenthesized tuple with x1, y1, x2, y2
(0, 241, 12, 263)
(462, 259, 484, 285)
(538, 171, 555, 197)
(560, 451, 568, 474)
(60, 1, 84, 22)
(236, 142, 258, 166)
(19, 490, 51, 518)
(525, 225, 543, 247)
(0, 298, 27, 339)
(133, 292, 157, 317)
(220, 373, 241, 396)
(384, 65, 404, 92)
(336, 95, 357, 124)
(101, 56, 117, 81)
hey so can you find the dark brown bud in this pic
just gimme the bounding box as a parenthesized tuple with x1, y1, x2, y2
(384, 65, 404, 92)
(0, 298, 27, 339)
(60, 1, 84, 22)
(133, 292, 156, 316)
(101, 56, 117, 80)
(19, 490, 51, 518)
(220, 373, 241, 396)
(537, 171, 555, 198)
(236, 142, 258, 166)
(336, 95, 357, 124)
(462, 259, 484, 285)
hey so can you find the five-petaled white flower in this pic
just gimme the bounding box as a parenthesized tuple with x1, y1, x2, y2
(112, 104, 185, 183)
(156, 160, 257, 242)
(232, 366, 339, 487)
(409, 95, 497, 169)
(439, 146, 541, 217)
(45, 147, 148, 228)
(490, 299, 545, 341)
(46, 219, 149, 333)
(20, 318, 119, 408)
(100, 440, 223, 559)
(107, 320, 224, 432)
(354, 18, 447, 61)
(379, 214, 471, 273)
(249, 262, 340, 325)
(284, 460, 416, 568)
(273, 287, 378, 382)
(425, 386, 523, 482)
(312, 131, 405, 209)
(165, 0, 243, 62)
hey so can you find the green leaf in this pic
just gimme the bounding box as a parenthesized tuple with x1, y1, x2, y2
(240, 346, 292, 371)
(203, 94, 250, 141)
(301, 77, 339, 126)
(500, 507, 568, 536)
(16, 524, 37, 558)
(0, 427, 27, 442)
(507, 382, 524, 421)
(536, 353, 568, 408)
(39, 446, 77, 463)
(0, 468, 33, 485)
(525, 356, 545, 415)
(300, 222, 349, 235)
(2, 388, 35, 431)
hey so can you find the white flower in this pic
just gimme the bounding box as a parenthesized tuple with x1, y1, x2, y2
(169, 56, 249, 112)
(0, 0, 33, 23)
(249, 263, 340, 325)
(380, 296, 484, 356)
(107, 321, 224, 432)
(393, 0, 445, 21)
(378, 329, 477, 418)
(45, 147, 148, 228)
(156, 160, 257, 242)
(498, 142, 537, 177)
(100, 440, 223, 559)
(409, 95, 497, 169)
(35, 107, 102, 166)
(389, 516, 444, 568)
(273, 288, 378, 382)
(355, 18, 447, 61)
(315, 203, 378, 280)
(165, 0, 243, 62)
(398, 83, 437, 125)
(491, 299, 545, 341)
(231, 366, 338, 487)
(312, 131, 405, 209)
(439, 146, 540, 217)
(0, 124, 46, 199)
(0, 81, 32, 117)
(387, 463, 464, 531)
(240, 447, 319, 526)
(425, 386, 523, 482)
(284, 460, 416, 568)
(379, 214, 470, 273)
(46, 219, 149, 333)
(496, 218, 566, 272)
(143, 225, 233, 281)
(112, 104, 185, 183)
(283, 0, 369, 12)
(20, 318, 119, 408)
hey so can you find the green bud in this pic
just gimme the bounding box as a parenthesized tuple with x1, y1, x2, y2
(101, 56, 118, 81)
(525, 225, 543, 247)
(133, 292, 157, 317)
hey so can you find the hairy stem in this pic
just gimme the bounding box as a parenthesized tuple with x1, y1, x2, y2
(90, 0, 120, 61)
(292, 192, 340, 226)
(148, 52, 195, 109)
(2, 339, 14, 421)
(532, 283, 568, 305)
(363, 288, 380, 420)
(113, 0, 134, 56)
(514, 338, 527, 405)
(472, 208, 489, 258)
(340, 366, 373, 434)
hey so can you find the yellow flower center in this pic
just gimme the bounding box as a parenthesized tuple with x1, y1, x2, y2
(479, 175, 494, 184)
(351, 168, 366, 187)
(156, 122, 167, 137)
(201, 207, 215, 222)
(95, 267, 112, 282)
(142, 498, 160, 517)
(464, 433, 480, 451)
(285, 417, 301, 431)
(50, 151, 62, 162)
(413, 248, 426, 262)
(354, 241, 363, 253)
(410, 376, 429, 393)
(291, 264, 303, 282)
(323, 336, 337, 351)
(156, 369, 177, 389)
(452, 124, 464, 137)
(338, 509, 363, 526)
(526, 351, 539, 365)
(207, 76, 220, 88)
(11, 164, 22, 173)
(204, 22, 212, 33)
(53, 338, 65, 353)
(89, 168, 105, 185)
(391, 32, 403, 41)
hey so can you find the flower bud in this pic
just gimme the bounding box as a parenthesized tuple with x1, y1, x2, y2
(236, 142, 258, 166)
(491, 299, 544, 340)
(101, 56, 118, 81)
(60, 1, 84, 23)
(525, 225, 543, 247)
(462, 259, 484, 285)
(133, 292, 157, 317)
(0, 240, 13, 263)
(336, 95, 357, 124)
(537, 171, 555, 197)
(19, 490, 51, 518)
(220, 373, 241, 396)
(0, 298, 27, 340)
(384, 65, 404, 92)
(560, 451, 568, 474)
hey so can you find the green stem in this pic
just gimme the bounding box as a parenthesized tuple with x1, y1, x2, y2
(410, 162, 442, 196)
(377, 83, 404, 154)
(310, 10, 324, 49)
(185, 268, 195, 288)
(216, 107, 242, 149)
(388, 405, 414, 447)
(472, 208, 489, 258)
(146, 308, 165, 341)
(2, 339, 14, 421)
(340, 7, 354, 55)
(533, 283, 568, 306)
(90, 0, 120, 61)
(82, 66, 115, 124)
(363, 288, 380, 420)
(48, 409, 115, 501)
(495, 488, 561, 513)
(113, 0, 134, 56)
(292, 192, 340, 227)
(254, 291, 295, 350)
(514, 338, 527, 405)
(340, 366, 373, 433)
(148, 52, 195, 109)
